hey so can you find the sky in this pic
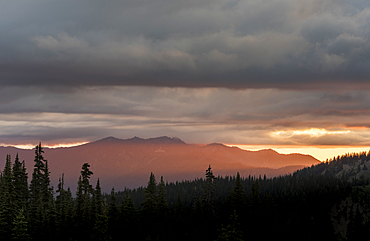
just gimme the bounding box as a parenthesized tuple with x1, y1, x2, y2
(1, 0, 370, 160)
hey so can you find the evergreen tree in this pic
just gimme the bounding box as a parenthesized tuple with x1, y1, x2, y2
(175, 190, 184, 217)
(30, 143, 52, 205)
(12, 154, 29, 212)
(93, 199, 110, 241)
(28, 143, 54, 240)
(203, 165, 216, 215)
(248, 179, 261, 206)
(55, 174, 74, 240)
(227, 172, 245, 213)
(108, 187, 119, 239)
(141, 172, 158, 213)
(11, 208, 30, 241)
(215, 210, 244, 241)
(157, 176, 169, 239)
(0, 155, 15, 240)
(141, 172, 159, 239)
(157, 176, 169, 213)
(75, 175, 84, 217)
(119, 191, 138, 236)
(81, 163, 93, 196)
(91, 178, 103, 226)
(75, 163, 94, 240)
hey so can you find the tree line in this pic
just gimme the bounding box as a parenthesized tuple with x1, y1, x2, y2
(1, 143, 370, 240)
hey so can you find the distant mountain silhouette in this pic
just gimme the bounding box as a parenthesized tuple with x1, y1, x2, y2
(0, 136, 320, 192)
(95, 136, 186, 145)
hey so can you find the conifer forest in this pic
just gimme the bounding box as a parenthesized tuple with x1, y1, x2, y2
(1, 143, 370, 241)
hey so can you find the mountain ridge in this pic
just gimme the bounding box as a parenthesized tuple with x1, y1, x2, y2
(0, 136, 320, 192)
(92, 136, 186, 145)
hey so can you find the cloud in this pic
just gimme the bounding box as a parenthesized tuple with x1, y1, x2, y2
(1, 1, 370, 146)
(0, 86, 370, 145)
(1, 0, 370, 88)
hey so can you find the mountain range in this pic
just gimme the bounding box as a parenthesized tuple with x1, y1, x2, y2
(0, 136, 320, 192)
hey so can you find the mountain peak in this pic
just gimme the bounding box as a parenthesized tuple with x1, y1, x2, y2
(95, 136, 186, 145)
(258, 149, 279, 154)
(207, 143, 227, 147)
(146, 136, 186, 144)
(96, 136, 123, 143)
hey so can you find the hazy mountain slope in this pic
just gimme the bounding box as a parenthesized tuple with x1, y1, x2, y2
(0, 136, 320, 191)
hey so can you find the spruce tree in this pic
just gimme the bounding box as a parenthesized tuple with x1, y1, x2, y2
(81, 163, 93, 196)
(12, 154, 28, 212)
(55, 174, 74, 240)
(30, 143, 51, 206)
(157, 176, 169, 239)
(91, 178, 103, 224)
(248, 179, 261, 206)
(141, 172, 159, 239)
(157, 176, 169, 213)
(203, 165, 216, 215)
(108, 187, 119, 239)
(141, 172, 158, 213)
(119, 191, 138, 236)
(11, 208, 30, 241)
(28, 143, 54, 240)
(227, 172, 245, 213)
(215, 210, 244, 241)
(93, 199, 110, 241)
(175, 190, 184, 217)
(0, 155, 16, 240)
(75, 163, 94, 240)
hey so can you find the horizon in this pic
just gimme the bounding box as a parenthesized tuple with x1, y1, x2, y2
(2, 135, 370, 163)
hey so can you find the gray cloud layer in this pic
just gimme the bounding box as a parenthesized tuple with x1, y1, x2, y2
(1, 1, 370, 146)
(1, 0, 370, 88)
(1, 86, 370, 146)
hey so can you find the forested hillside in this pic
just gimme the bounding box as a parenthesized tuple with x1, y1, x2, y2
(296, 151, 370, 181)
(1, 144, 370, 240)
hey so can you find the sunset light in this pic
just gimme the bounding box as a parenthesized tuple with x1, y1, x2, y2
(272, 128, 351, 137)
(227, 144, 370, 162)
(1, 142, 89, 150)
(2, 1, 370, 239)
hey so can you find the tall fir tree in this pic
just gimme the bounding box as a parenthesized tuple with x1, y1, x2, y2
(158, 176, 169, 213)
(91, 178, 103, 224)
(141, 172, 159, 239)
(108, 187, 119, 239)
(12, 154, 29, 212)
(226, 172, 245, 214)
(93, 199, 110, 241)
(28, 143, 54, 240)
(0, 155, 16, 240)
(215, 210, 244, 241)
(81, 163, 93, 196)
(157, 176, 169, 239)
(55, 174, 74, 240)
(141, 172, 158, 213)
(203, 165, 216, 215)
(119, 191, 138, 237)
(11, 208, 30, 241)
(75, 163, 94, 240)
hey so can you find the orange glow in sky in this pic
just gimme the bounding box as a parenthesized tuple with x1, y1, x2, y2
(1, 142, 89, 150)
(4, 141, 370, 163)
(272, 128, 351, 138)
(226, 144, 370, 162)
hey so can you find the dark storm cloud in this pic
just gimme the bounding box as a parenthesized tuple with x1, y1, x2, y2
(1, 0, 370, 89)
(1, 87, 370, 145)
(2, 0, 370, 146)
